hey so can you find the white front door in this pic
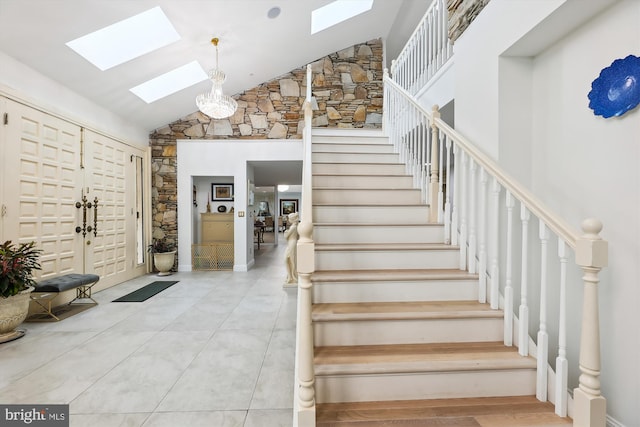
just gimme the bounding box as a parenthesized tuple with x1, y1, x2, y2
(1, 97, 147, 287)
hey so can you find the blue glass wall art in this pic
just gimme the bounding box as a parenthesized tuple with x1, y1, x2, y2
(588, 54, 640, 118)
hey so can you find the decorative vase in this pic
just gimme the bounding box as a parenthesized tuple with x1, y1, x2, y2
(153, 251, 176, 276)
(0, 286, 34, 343)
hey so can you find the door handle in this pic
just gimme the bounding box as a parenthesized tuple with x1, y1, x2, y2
(93, 197, 99, 237)
(75, 196, 93, 237)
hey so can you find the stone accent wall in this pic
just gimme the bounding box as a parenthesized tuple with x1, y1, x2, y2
(150, 39, 384, 250)
(447, 0, 491, 42)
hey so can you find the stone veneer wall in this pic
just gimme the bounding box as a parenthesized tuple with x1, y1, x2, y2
(150, 38, 384, 250)
(447, 0, 491, 42)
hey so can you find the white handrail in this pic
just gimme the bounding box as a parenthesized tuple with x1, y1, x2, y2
(384, 72, 607, 424)
(384, 74, 579, 247)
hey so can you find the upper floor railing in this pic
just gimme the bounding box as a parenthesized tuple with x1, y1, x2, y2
(384, 73, 608, 426)
(390, 0, 453, 96)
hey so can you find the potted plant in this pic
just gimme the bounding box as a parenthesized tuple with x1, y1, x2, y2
(147, 239, 176, 276)
(0, 240, 42, 342)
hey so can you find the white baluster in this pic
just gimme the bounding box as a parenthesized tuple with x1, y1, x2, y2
(419, 116, 426, 201)
(518, 203, 530, 357)
(451, 144, 459, 246)
(428, 14, 434, 79)
(490, 178, 500, 309)
(437, 131, 444, 223)
(468, 158, 477, 273)
(444, 137, 452, 244)
(477, 168, 487, 303)
(429, 106, 440, 223)
(504, 191, 514, 346)
(573, 219, 607, 427)
(555, 238, 568, 417)
(421, 22, 427, 87)
(458, 151, 467, 270)
(536, 220, 549, 401)
(425, 119, 431, 204)
(414, 114, 420, 194)
(297, 272, 315, 425)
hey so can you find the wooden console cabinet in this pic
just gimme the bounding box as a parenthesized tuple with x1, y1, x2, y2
(201, 213, 234, 244)
(195, 213, 234, 270)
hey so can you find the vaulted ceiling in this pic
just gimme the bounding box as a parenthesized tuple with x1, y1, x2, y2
(0, 0, 429, 132)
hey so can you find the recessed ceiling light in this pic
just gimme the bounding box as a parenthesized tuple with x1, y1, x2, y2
(130, 61, 207, 103)
(66, 6, 180, 71)
(311, 0, 373, 34)
(267, 7, 281, 19)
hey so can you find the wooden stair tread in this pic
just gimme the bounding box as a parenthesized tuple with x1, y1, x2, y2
(313, 187, 419, 190)
(313, 173, 412, 177)
(314, 222, 440, 226)
(316, 243, 459, 251)
(317, 396, 571, 426)
(313, 203, 428, 207)
(313, 300, 503, 321)
(314, 342, 536, 375)
(312, 268, 478, 282)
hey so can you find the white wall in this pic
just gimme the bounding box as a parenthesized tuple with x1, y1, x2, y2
(0, 51, 148, 146)
(453, 0, 640, 425)
(529, 2, 640, 425)
(453, 0, 565, 159)
(177, 139, 303, 272)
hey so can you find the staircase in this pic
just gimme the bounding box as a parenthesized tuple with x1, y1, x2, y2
(309, 133, 571, 426)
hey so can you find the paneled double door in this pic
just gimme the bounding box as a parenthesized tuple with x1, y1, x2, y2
(0, 97, 147, 291)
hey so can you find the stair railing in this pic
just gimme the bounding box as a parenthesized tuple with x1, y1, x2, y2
(384, 74, 607, 426)
(390, 0, 453, 96)
(296, 64, 316, 427)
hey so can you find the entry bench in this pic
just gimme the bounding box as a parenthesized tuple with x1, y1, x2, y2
(29, 274, 100, 321)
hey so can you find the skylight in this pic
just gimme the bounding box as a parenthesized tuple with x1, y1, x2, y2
(66, 6, 180, 71)
(130, 61, 207, 104)
(311, 0, 374, 34)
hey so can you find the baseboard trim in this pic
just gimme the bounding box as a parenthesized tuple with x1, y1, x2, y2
(607, 415, 626, 427)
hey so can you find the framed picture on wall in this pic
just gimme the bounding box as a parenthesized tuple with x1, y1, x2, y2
(280, 199, 298, 216)
(212, 183, 234, 201)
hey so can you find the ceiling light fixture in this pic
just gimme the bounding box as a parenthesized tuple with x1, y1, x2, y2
(277, 184, 289, 192)
(196, 38, 238, 119)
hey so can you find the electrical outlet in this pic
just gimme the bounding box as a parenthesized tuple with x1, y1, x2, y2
(238, 211, 245, 217)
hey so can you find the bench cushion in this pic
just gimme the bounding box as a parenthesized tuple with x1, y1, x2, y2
(34, 274, 100, 293)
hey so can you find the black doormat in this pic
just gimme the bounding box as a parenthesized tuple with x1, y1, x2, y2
(112, 281, 179, 302)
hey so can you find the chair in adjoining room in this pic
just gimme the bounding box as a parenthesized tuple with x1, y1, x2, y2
(264, 216, 274, 232)
(278, 216, 288, 232)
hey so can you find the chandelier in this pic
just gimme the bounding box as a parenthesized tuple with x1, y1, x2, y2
(196, 38, 238, 119)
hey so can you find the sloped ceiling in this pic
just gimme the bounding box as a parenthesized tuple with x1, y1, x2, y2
(0, 0, 430, 132)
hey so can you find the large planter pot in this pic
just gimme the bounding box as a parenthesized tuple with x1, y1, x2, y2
(153, 251, 176, 276)
(0, 286, 33, 343)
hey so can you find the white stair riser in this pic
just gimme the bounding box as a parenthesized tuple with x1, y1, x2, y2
(315, 249, 459, 270)
(313, 152, 400, 163)
(312, 135, 389, 145)
(313, 163, 406, 176)
(315, 369, 537, 403)
(313, 189, 422, 205)
(314, 205, 431, 223)
(313, 143, 394, 153)
(314, 317, 503, 346)
(313, 280, 478, 303)
(314, 225, 443, 244)
(313, 175, 413, 189)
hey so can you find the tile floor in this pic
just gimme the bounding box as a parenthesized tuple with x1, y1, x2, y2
(0, 237, 296, 427)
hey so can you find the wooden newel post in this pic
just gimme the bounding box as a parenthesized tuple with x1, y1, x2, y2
(429, 105, 440, 222)
(573, 218, 607, 427)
